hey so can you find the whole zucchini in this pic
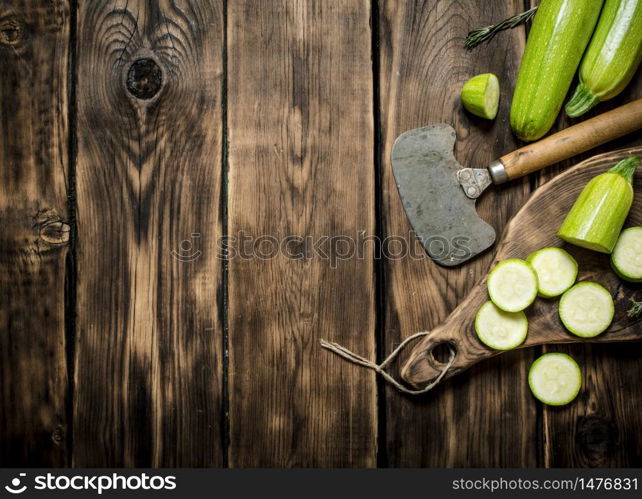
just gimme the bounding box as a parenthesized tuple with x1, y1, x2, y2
(510, 0, 604, 142)
(566, 0, 642, 117)
(557, 156, 640, 253)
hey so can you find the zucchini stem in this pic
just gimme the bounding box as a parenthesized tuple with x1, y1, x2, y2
(465, 7, 538, 50)
(609, 156, 641, 183)
(565, 82, 601, 117)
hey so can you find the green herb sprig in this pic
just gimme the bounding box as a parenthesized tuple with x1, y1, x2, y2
(465, 7, 538, 50)
(628, 300, 642, 318)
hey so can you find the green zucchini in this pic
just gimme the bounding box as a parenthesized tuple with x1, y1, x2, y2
(510, 0, 604, 141)
(566, 0, 642, 117)
(557, 156, 640, 253)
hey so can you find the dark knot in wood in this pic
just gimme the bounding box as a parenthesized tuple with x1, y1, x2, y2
(575, 415, 616, 466)
(51, 425, 65, 445)
(126, 58, 163, 100)
(39, 221, 71, 245)
(0, 18, 24, 46)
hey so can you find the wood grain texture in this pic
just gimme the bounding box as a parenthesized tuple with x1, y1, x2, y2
(403, 147, 642, 386)
(73, 0, 224, 466)
(2, 0, 641, 468)
(378, 0, 538, 467)
(521, 0, 642, 466)
(227, 0, 377, 467)
(0, 0, 70, 466)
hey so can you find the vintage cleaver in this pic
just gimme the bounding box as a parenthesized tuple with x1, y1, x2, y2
(392, 98, 642, 267)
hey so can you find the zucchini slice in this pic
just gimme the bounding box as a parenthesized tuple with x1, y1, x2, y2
(528, 353, 582, 406)
(475, 301, 528, 350)
(611, 226, 642, 282)
(527, 247, 578, 298)
(559, 282, 615, 338)
(487, 259, 539, 312)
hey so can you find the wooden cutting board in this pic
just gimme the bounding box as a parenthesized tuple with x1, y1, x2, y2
(402, 146, 642, 389)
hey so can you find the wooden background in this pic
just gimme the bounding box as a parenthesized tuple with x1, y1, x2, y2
(1, 0, 641, 467)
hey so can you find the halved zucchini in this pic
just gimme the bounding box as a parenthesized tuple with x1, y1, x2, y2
(461, 73, 500, 120)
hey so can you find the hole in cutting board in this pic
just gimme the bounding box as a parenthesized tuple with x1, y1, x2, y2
(430, 342, 455, 364)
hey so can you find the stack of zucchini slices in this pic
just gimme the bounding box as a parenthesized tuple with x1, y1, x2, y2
(474, 244, 625, 406)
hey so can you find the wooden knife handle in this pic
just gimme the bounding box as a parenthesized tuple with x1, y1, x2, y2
(498, 99, 642, 182)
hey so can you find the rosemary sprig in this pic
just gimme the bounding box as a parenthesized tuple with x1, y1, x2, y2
(465, 7, 538, 50)
(628, 299, 642, 318)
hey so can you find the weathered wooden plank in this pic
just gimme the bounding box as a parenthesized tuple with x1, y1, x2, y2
(227, 0, 377, 467)
(73, 0, 224, 466)
(378, 0, 538, 466)
(523, 0, 642, 466)
(0, 0, 70, 466)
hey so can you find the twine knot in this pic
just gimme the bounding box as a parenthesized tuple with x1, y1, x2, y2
(320, 331, 456, 395)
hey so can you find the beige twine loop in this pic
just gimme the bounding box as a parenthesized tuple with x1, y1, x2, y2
(320, 331, 456, 395)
